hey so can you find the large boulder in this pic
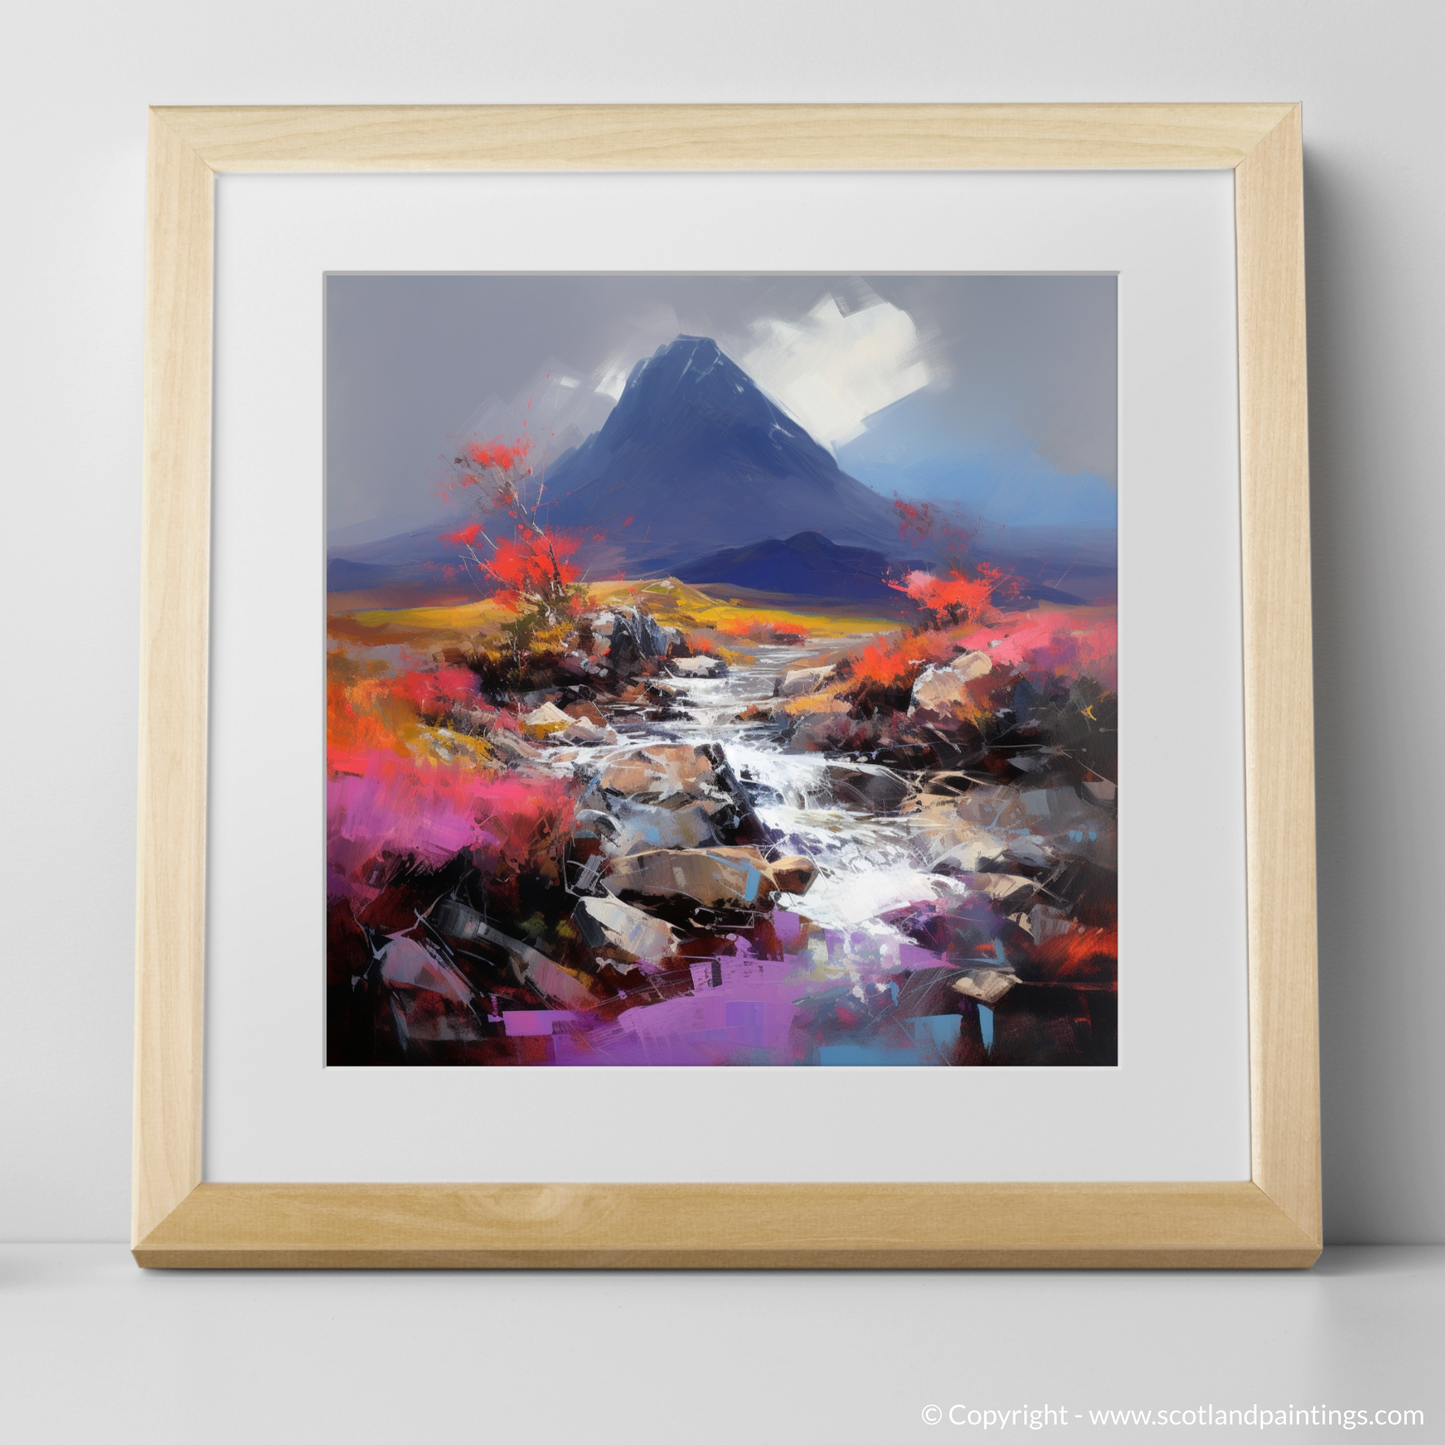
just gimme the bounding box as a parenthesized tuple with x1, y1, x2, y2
(581, 796, 722, 855)
(595, 742, 730, 806)
(825, 762, 911, 813)
(379, 935, 475, 1007)
(603, 846, 817, 909)
(786, 704, 880, 754)
(594, 606, 671, 668)
(558, 716, 618, 746)
(778, 663, 834, 697)
(520, 701, 574, 738)
(377, 936, 489, 1046)
(573, 895, 679, 967)
(908, 650, 993, 716)
(588, 741, 762, 846)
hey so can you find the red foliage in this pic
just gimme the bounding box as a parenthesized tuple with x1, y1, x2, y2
(893, 498, 932, 548)
(486, 529, 581, 614)
(466, 436, 532, 472)
(1028, 926, 1118, 983)
(847, 630, 955, 689)
(890, 561, 1018, 628)
(397, 664, 479, 715)
(437, 429, 587, 622)
(893, 497, 977, 555)
(438, 433, 534, 508)
(441, 521, 483, 546)
(328, 750, 577, 897)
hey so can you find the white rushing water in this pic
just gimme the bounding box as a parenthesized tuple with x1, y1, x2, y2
(612, 640, 962, 947)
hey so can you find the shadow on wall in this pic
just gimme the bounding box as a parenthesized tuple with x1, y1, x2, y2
(1305, 151, 1445, 1244)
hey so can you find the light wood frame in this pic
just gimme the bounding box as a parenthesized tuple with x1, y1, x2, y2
(135, 104, 1318, 1268)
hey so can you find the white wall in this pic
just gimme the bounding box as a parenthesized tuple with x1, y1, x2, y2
(2, 0, 1440, 1243)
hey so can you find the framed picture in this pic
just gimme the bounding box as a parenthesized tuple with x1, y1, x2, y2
(135, 104, 1319, 1267)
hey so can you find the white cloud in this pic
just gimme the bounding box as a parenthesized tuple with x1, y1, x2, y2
(740, 295, 932, 448)
(594, 358, 631, 401)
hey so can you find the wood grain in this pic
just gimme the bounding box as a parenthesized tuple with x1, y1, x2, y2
(133, 113, 214, 1248)
(135, 1182, 1319, 1269)
(1235, 107, 1322, 1244)
(133, 103, 1320, 1268)
(156, 103, 1297, 173)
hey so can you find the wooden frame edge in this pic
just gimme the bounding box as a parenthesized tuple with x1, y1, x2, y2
(1234, 106, 1322, 1247)
(134, 102, 1320, 1268)
(134, 1182, 1320, 1269)
(155, 102, 1299, 172)
(134, 110, 214, 1248)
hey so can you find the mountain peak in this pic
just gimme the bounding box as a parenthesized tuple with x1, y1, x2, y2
(605, 335, 785, 435)
(652, 334, 725, 370)
(542, 334, 902, 571)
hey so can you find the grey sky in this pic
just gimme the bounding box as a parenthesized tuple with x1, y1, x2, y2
(325, 273, 1116, 536)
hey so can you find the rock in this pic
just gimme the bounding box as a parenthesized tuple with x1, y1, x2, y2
(778, 663, 834, 697)
(522, 953, 600, 1009)
(949, 649, 994, 681)
(1018, 785, 1116, 866)
(553, 654, 592, 684)
(669, 655, 728, 678)
(787, 706, 879, 754)
(1027, 904, 1077, 942)
(597, 797, 721, 854)
(604, 847, 770, 908)
(963, 872, 1037, 903)
(558, 717, 617, 746)
(1004, 835, 1055, 868)
(953, 785, 1030, 832)
(924, 811, 1055, 872)
(951, 966, 1019, 1007)
(767, 855, 818, 895)
(908, 650, 992, 716)
(376, 936, 490, 1047)
(928, 825, 1011, 874)
(736, 702, 784, 724)
(825, 763, 911, 813)
(1020, 785, 1096, 828)
(589, 743, 764, 843)
(604, 606, 671, 667)
(603, 846, 816, 910)
(574, 895, 679, 966)
(483, 728, 543, 762)
(564, 700, 607, 727)
(379, 935, 475, 1007)
(429, 899, 596, 1008)
(595, 742, 728, 803)
(520, 701, 574, 738)
(1083, 779, 1117, 804)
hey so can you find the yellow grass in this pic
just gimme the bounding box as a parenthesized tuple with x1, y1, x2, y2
(328, 577, 901, 652)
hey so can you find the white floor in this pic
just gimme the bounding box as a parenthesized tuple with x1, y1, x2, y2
(1, 1246, 1439, 1442)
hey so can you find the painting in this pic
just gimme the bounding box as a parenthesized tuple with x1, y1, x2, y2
(325, 274, 1118, 1067)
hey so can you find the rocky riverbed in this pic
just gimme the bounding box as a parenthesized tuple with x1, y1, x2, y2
(327, 600, 1118, 1067)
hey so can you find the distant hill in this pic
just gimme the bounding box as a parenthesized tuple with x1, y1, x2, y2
(675, 531, 902, 604)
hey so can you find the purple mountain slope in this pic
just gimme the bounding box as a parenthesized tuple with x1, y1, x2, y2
(539, 336, 904, 570)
